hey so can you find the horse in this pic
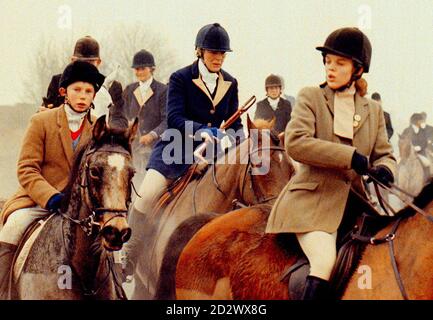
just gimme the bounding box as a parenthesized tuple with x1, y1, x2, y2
(164, 180, 433, 300)
(133, 116, 295, 299)
(13, 116, 137, 299)
(396, 134, 425, 203)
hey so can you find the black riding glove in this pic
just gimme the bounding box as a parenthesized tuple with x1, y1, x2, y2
(367, 165, 394, 186)
(108, 81, 124, 108)
(351, 151, 369, 175)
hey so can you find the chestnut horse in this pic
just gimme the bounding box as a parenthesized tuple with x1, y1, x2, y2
(133, 117, 295, 299)
(166, 180, 433, 300)
(13, 116, 137, 299)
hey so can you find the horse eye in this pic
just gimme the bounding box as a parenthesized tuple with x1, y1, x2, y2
(89, 167, 101, 179)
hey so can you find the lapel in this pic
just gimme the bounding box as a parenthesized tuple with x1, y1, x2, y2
(132, 83, 144, 107)
(322, 85, 335, 116)
(353, 92, 370, 135)
(321, 84, 370, 136)
(263, 98, 277, 115)
(191, 60, 232, 108)
(57, 106, 74, 169)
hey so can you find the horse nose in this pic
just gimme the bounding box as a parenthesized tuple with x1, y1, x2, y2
(121, 227, 132, 243)
(101, 225, 131, 249)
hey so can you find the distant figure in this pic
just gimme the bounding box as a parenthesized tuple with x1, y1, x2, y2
(254, 74, 292, 134)
(402, 113, 429, 156)
(420, 112, 433, 148)
(40, 36, 127, 129)
(371, 92, 393, 140)
(122, 49, 168, 186)
(402, 113, 431, 179)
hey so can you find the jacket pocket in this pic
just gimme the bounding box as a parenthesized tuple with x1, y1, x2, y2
(287, 182, 319, 191)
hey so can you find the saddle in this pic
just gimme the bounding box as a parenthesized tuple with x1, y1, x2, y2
(7, 214, 54, 299)
(281, 210, 395, 300)
(151, 163, 210, 216)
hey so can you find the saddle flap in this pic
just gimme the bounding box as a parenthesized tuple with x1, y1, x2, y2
(280, 257, 310, 300)
(12, 214, 55, 283)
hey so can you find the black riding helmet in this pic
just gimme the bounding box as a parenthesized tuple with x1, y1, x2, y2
(59, 60, 105, 93)
(195, 23, 232, 52)
(316, 27, 372, 73)
(131, 49, 155, 68)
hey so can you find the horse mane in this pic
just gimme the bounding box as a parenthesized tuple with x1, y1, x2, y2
(60, 143, 89, 214)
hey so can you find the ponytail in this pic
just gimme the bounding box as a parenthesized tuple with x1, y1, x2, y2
(355, 77, 368, 97)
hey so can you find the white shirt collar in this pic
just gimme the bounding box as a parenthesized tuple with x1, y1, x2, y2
(64, 104, 87, 132)
(198, 59, 218, 94)
(267, 97, 280, 110)
(139, 77, 153, 90)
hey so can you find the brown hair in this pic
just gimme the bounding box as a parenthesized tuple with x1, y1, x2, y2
(355, 77, 368, 97)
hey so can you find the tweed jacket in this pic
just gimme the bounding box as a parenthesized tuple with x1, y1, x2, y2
(0, 106, 94, 225)
(266, 85, 396, 234)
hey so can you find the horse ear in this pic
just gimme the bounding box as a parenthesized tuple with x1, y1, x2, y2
(93, 115, 107, 141)
(126, 117, 139, 145)
(269, 116, 276, 129)
(278, 131, 285, 146)
(247, 114, 257, 132)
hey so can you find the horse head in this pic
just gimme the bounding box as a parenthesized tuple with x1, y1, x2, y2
(398, 133, 414, 161)
(74, 116, 138, 251)
(239, 115, 295, 205)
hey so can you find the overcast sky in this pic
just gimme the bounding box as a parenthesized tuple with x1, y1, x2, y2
(0, 0, 432, 136)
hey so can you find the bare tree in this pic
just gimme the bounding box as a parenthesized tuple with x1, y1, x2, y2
(20, 35, 70, 105)
(20, 24, 178, 105)
(99, 23, 177, 86)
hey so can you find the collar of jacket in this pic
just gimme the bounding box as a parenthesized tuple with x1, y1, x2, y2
(191, 59, 232, 108)
(133, 78, 155, 107)
(57, 105, 93, 169)
(321, 84, 370, 135)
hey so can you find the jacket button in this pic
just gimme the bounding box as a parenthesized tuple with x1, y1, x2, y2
(210, 109, 215, 114)
(353, 120, 359, 128)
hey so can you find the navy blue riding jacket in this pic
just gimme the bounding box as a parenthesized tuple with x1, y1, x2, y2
(147, 59, 243, 179)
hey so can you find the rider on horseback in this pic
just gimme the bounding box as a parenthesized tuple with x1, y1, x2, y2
(123, 23, 244, 298)
(0, 61, 105, 299)
(266, 27, 397, 300)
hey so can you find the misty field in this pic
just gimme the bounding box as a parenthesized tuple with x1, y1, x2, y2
(0, 104, 36, 201)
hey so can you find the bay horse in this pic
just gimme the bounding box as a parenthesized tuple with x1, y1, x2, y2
(13, 116, 137, 299)
(133, 117, 295, 299)
(167, 180, 433, 300)
(396, 134, 425, 203)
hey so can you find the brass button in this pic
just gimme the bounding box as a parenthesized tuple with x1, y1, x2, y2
(354, 114, 361, 121)
(353, 121, 359, 128)
(210, 109, 215, 114)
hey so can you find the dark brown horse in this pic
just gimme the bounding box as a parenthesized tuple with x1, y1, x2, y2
(162, 180, 433, 300)
(133, 117, 295, 299)
(13, 116, 137, 299)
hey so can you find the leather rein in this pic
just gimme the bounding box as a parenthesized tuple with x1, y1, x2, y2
(353, 173, 433, 300)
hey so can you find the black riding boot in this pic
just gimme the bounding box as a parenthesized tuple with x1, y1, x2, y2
(0, 241, 17, 300)
(301, 275, 329, 300)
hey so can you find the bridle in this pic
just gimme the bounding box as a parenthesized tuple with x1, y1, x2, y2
(201, 143, 286, 213)
(59, 141, 132, 300)
(239, 145, 286, 206)
(61, 143, 132, 236)
(351, 173, 433, 300)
